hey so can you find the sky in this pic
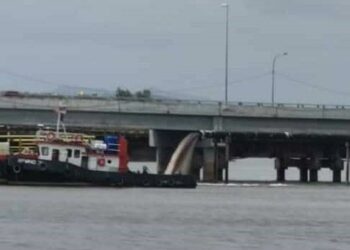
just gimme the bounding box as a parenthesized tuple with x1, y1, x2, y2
(0, 0, 350, 104)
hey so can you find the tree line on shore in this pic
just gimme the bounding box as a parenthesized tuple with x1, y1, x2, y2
(115, 88, 152, 99)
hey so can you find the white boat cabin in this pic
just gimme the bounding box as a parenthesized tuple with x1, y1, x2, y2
(37, 141, 119, 172)
(23, 108, 128, 173)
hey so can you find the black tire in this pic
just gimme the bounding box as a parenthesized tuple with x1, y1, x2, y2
(13, 165, 21, 174)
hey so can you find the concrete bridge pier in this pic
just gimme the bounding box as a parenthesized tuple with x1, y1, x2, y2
(298, 158, 309, 182)
(299, 157, 313, 183)
(299, 167, 308, 182)
(192, 167, 201, 181)
(331, 159, 343, 183)
(330, 154, 343, 183)
(216, 147, 228, 182)
(309, 169, 318, 182)
(275, 157, 286, 182)
(309, 157, 321, 182)
(218, 157, 228, 183)
(156, 147, 174, 174)
(191, 149, 203, 180)
(224, 135, 230, 183)
(200, 138, 228, 182)
(217, 169, 223, 181)
(203, 148, 216, 182)
(332, 169, 341, 183)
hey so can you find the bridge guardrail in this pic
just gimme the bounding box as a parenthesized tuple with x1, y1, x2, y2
(0, 95, 350, 112)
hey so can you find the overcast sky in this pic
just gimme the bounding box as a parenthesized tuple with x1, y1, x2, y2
(0, 0, 350, 104)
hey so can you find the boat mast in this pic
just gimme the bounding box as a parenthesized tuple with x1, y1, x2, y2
(55, 105, 67, 138)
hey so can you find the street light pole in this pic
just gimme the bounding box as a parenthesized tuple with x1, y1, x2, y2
(222, 3, 229, 106)
(272, 52, 287, 106)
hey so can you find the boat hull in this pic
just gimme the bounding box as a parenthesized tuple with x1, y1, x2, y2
(1, 157, 196, 188)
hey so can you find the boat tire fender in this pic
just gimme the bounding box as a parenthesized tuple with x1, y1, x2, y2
(13, 165, 21, 174)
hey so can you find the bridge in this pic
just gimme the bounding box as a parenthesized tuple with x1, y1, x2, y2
(1, 96, 350, 134)
(1, 95, 350, 183)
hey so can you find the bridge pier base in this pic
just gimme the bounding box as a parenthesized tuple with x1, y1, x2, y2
(192, 168, 200, 181)
(309, 155, 322, 182)
(217, 169, 223, 181)
(299, 167, 308, 183)
(203, 148, 215, 182)
(156, 147, 173, 174)
(331, 155, 343, 183)
(191, 150, 203, 181)
(332, 169, 341, 183)
(276, 168, 285, 182)
(275, 158, 286, 182)
(309, 169, 318, 182)
(216, 148, 227, 182)
(224, 136, 230, 183)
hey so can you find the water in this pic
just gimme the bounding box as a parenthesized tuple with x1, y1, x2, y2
(1, 160, 350, 250)
(1, 184, 350, 250)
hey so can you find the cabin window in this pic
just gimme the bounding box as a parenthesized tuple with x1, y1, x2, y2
(74, 149, 80, 158)
(41, 147, 49, 156)
(67, 149, 72, 158)
(52, 149, 60, 161)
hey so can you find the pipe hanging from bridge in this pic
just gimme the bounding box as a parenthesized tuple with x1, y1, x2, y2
(164, 133, 200, 175)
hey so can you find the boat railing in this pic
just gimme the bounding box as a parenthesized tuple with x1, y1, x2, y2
(36, 130, 94, 143)
(0, 132, 95, 154)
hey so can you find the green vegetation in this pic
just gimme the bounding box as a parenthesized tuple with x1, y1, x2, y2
(116, 88, 152, 99)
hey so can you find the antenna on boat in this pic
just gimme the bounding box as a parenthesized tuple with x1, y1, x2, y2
(55, 103, 67, 138)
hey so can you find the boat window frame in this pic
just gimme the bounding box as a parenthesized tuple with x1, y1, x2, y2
(67, 149, 72, 158)
(74, 149, 80, 158)
(41, 146, 49, 156)
(52, 148, 60, 161)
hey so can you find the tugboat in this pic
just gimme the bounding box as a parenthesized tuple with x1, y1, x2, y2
(1, 107, 196, 188)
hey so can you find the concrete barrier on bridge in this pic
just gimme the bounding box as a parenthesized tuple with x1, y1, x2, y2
(1, 96, 350, 135)
(1, 96, 350, 119)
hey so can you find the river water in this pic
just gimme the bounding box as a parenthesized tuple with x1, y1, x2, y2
(1, 160, 350, 250)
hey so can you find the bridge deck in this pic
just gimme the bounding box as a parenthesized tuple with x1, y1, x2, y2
(0, 96, 350, 135)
